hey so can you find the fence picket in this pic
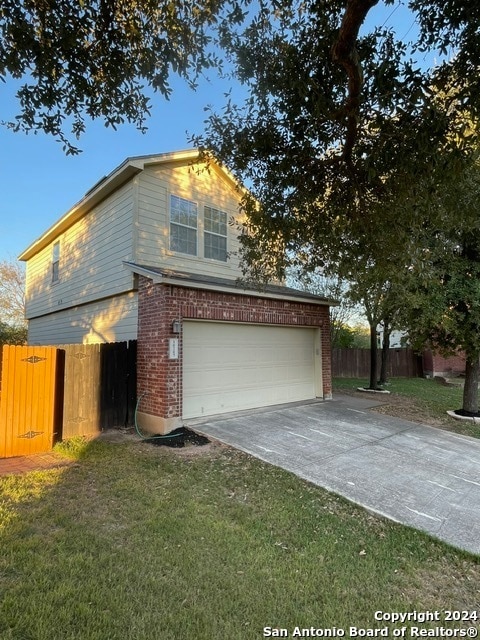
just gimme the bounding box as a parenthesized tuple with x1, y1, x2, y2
(0, 341, 137, 457)
(61, 341, 136, 438)
(332, 348, 422, 378)
(0, 345, 62, 457)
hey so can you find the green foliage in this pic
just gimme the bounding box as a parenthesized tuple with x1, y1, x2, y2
(194, 0, 480, 396)
(403, 154, 480, 359)
(333, 322, 370, 349)
(332, 322, 356, 348)
(0, 0, 247, 152)
(53, 436, 90, 460)
(287, 269, 369, 347)
(195, 0, 479, 283)
(332, 323, 355, 349)
(395, 152, 480, 412)
(0, 321, 27, 345)
(351, 325, 371, 349)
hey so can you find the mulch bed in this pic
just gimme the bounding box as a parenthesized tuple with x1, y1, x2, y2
(452, 408, 480, 418)
(143, 427, 210, 448)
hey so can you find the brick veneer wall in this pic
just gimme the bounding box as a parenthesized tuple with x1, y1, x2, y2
(137, 276, 332, 428)
(423, 349, 466, 377)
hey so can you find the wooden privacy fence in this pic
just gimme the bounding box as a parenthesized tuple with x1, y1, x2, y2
(0, 341, 137, 458)
(0, 345, 65, 458)
(61, 341, 137, 438)
(332, 347, 422, 378)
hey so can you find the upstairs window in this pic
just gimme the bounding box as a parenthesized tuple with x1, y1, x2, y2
(204, 206, 227, 262)
(52, 241, 60, 283)
(170, 195, 197, 256)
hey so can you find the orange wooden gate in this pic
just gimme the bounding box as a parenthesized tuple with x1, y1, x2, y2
(0, 345, 64, 458)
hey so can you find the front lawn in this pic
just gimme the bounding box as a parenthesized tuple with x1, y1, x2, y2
(1, 436, 479, 639)
(333, 377, 480, 438)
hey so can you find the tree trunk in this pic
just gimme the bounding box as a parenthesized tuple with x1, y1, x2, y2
(379, 323, 391, 386)
(368, 322, 379, 390)
(462, 350, 480, 415)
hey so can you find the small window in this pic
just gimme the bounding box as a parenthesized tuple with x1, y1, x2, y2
(170, 195, 197, 256)
(52, 241, 60, 283)
(204, 206, 227, 261)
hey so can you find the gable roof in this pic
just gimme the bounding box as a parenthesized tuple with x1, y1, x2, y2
(123, 262, 337, 307)
(19, 149, 239, 262)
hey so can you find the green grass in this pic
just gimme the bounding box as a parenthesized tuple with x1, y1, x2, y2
(1, 437, 479, 639)
(334, 376, 464, 412)
(333, 377, 480, 438)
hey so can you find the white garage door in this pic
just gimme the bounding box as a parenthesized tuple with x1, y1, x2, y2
(183, 321, 321, 419)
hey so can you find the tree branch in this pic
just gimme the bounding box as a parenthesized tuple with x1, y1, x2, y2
(331, 0, 379, 163)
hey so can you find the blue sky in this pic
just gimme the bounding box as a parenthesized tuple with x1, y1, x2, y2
(0, 2, 429, 263)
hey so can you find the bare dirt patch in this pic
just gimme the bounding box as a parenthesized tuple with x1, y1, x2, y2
(370, 396, 449, 428)
(403, 558, 480, 618)
(98, 426, 221, 459)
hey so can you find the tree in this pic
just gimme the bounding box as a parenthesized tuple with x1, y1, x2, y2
(287, 269, 365, 348)
(0, 321, 27, 346)
(328, 237, 407, 390)
(0, 0, 247, 153)
(331, 322, 370, 349)
(378, 313, 399, 386)
(192, 0, 480, 403)
(0, 259, 26, 328)
(194, 0, 479, 274)
(403, 153, 480, 415)
(289, 247, 405, 388)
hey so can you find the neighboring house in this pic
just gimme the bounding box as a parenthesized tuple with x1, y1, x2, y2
(422, 350, 466, 378)
(19, 150, 334, 433)
(376, 326, 408, 349)
(376, 325, 466, 377)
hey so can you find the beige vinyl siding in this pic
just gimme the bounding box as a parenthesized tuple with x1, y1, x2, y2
(26, 182, 135, 319)
(135, 170, 168, 263)
(136, 164, 243, 278)
(27, 292, 138, 345)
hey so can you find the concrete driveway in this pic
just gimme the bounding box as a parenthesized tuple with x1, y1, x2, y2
(188, 394, 480, 556)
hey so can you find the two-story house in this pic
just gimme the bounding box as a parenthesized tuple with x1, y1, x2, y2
(19, 150, 334, 433)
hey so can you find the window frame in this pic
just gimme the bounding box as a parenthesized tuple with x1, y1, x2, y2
(51, 241, 60, 283)
(169, 194, 198, 257)
(203, 205, 228, 262)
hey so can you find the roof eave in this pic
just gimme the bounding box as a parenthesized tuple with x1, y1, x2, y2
(123, 262, 337, 307)
(18, 161, 144, 261)
(18, 149, 208, 262)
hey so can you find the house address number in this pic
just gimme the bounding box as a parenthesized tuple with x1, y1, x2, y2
(169, 338, 179, 360)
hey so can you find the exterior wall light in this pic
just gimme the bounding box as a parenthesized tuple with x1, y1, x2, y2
(172, 319, 181, 334)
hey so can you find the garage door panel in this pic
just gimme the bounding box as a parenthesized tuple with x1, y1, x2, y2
(183, 322, 318, 419)
(186, 365, 281, 391)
